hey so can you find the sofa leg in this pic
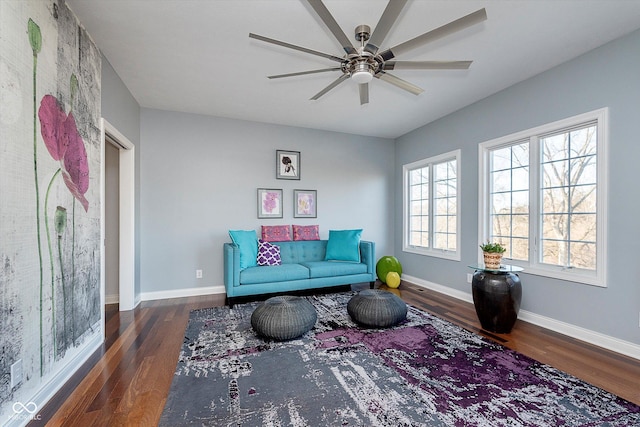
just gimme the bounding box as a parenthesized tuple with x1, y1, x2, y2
(369, 281, 375, 289)
(227, 297, 235, 309)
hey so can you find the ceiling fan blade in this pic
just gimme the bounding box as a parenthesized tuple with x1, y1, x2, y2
(306, 0, 358, 55)
(384, 60, 472, 70)
(310, 74, 350, 100)
(268, 68, 341, 79)
(379, 8, 487, 61)
(377, 71, 424, 95)
(249, 33, 344, 63)
(365, 0, 408, 55)
(359, 83, 369, 105)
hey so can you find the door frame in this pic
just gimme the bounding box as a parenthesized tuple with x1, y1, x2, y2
(101, 118, 136, 312)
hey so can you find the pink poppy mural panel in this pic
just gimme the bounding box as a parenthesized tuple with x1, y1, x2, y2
(0, 0, 102, 414)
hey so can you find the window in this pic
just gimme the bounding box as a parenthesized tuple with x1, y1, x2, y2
(489, 142, 530, 260)
(479, 108, 607, 286)
(403, 150, 461, 260)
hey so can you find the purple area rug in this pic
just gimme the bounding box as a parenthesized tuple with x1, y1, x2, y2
(160, 291, 640, 426)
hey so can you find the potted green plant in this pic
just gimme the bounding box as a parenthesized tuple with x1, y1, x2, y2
(479, 241, 506, 269)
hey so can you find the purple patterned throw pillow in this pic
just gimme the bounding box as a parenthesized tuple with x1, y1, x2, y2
(257, 239, 282, 266)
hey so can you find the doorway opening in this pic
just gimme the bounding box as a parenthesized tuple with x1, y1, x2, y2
(102, 119, 136, 311)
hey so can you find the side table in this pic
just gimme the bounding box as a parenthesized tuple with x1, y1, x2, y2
(468, 264, 523, 333)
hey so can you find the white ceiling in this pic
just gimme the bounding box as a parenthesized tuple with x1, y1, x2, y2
(67, 0, 640, 139)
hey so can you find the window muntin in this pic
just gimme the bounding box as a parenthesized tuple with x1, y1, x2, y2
(480, 109, 607, 286)
(404, 150, 461, 260)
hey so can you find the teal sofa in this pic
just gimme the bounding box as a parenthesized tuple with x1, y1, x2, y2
(223, 240, 375, 307)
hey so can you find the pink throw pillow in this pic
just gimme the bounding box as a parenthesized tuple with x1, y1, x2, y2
(292, 225, 320, 241)
(261, 225, 291, 242)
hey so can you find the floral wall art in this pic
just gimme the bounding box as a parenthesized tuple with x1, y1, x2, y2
(0, 0, 101, 421)
(294, 190, 317, 218)
(257, 188, 283, 219)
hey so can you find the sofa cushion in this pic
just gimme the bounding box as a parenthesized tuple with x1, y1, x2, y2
(240, 264, 310, 285)
(261, 225, 291, 242)
(300, 261, 367, 279)
(325, 229, 362, 262)
(257, 239, 282, 266)
(229, 230, 258, 269)
(278, 240, 327, 264)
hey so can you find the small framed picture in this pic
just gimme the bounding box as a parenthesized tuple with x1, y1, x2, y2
(294, 189, 317, 218)
(276, 150, 300, 180)
(257, 188, 283, 219)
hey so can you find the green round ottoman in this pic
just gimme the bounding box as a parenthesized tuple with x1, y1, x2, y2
(347, 289, 408, 328)
(251, 296, 317, 341)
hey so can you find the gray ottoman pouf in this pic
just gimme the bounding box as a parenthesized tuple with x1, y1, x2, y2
(251, 296, 317, 341)
(347, 289, 408, 328)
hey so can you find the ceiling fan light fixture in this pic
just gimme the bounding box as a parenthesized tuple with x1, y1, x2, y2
(352, 70, 373, 84)
(351, 62, 373, 84)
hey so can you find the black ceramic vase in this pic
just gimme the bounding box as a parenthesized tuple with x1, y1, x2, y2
(471, 270, 522, 333)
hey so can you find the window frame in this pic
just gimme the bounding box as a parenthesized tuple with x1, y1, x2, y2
(403, 149, 461, 261)
(478, 108, 608, 287)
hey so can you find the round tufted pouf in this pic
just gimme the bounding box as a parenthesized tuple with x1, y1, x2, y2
(251, 296, 317, 341)
(347, 289, 408, 328)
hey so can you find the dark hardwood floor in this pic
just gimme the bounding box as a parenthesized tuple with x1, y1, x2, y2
(33, 282, 640, 426)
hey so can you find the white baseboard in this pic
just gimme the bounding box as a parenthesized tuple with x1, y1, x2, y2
(140, 285, 225, 302)
(403, 274, 640, 361)
(516, 311, 640, 361)
(403, 274, 474, 305)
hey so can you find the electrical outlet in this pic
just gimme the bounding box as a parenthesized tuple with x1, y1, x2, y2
(10, 359, 22, 388)
(196, 269, 203, 279)
(467, 273, 473, 284)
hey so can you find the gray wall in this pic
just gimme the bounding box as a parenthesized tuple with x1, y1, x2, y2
(101, 56, 142, 298)
(101, 57, 140, 146)
(395, 29, 640, 344)
(139, 109, 395, 293)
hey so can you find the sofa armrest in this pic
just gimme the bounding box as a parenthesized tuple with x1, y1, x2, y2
(223, 243, 241, 294)
(359, 241, 375, 275)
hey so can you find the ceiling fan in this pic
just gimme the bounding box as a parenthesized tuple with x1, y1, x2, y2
(249, 0, 487, 105)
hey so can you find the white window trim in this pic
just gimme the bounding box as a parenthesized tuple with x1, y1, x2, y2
(403, 149, 461, 261)
(478, 108, 608, 287)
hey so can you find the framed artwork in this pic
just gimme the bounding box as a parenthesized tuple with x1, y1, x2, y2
(294, 189, 317, 218)
(257, 188, 283, 219)
(276, 150, 300, 180)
